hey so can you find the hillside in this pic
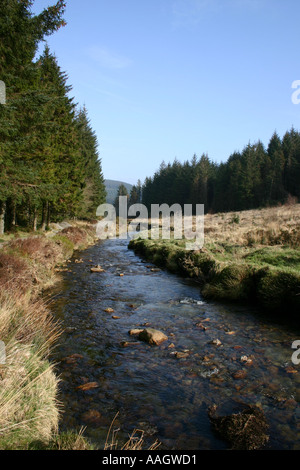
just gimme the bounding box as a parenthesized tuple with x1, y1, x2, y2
(105, 179, 133, 205)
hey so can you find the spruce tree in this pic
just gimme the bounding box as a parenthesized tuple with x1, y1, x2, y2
(75, 106, 106, 219)
(0, 0, 66, 232)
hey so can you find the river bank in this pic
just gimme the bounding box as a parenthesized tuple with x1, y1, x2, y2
(0, 221, 97, 450)
(128, 204, 300, 318)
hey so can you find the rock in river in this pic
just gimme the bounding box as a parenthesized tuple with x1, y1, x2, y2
(129, 329, 144, 336)
(76, 382, 100, 392)
(90, 265, 105, 273)
(138, 328, 168, 346)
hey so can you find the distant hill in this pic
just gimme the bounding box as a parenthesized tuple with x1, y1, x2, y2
(105, 179, 133, 205)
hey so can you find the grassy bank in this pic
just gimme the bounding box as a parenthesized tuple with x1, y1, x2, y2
(128, 204, 300, 317)
(0, 222, 97, 450)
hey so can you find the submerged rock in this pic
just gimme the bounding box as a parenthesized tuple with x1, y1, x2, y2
(104, 308, 114, 313)
(208, 404, 269, 450)
(129, 328, 144, 336)
(76, 382, 100, 392)
(175, 351, 190, 359)
(138, 328, 168, 346)
(211, 339, 222, 346)
(233, 370, 247, 380)
(90, 265, 105, 273)
(120, 341, 141, 347)
(201, 367, 219, 378)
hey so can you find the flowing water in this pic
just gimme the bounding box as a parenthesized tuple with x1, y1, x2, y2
(49, 238, 300, 449)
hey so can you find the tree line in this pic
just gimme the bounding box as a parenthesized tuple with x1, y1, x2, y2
(141, 129, 300, 213)
(0, 0, 106, 234)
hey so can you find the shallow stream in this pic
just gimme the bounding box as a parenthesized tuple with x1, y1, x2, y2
(49, 239, 300, 449)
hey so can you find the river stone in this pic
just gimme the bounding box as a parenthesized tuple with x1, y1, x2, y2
(120, 341, 141, 347)
(233, 370, 247, 380)
(91, 266, 105, 273)
(139, 328, 168, 346)
(175, 351, 190, 359)
(129, 328, 144, 336)
(76, 382, 99, 391)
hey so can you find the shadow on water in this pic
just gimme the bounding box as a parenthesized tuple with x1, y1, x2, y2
(48, 238, 300, 450)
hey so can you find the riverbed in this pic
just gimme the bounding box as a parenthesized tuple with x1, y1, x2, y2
(49, 238, 300, 449)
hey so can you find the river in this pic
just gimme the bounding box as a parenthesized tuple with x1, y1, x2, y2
(49, 238, 300, 450)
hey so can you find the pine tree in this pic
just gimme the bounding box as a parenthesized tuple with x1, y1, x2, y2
(129, 185, 139, 206)
(267, 132, 285, 203)
(75, 106, 106, 219)
(36, 46, 86, 224)
(282, 127, 300, 199)
(0, 0, 66, 232)
(114, 184, 128, 216)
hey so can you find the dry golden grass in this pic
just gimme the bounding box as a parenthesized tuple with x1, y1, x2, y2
(0, 223, 97, 449)
(104, 412, 161, 451)
(204, 203, 300, 248)
(0, 293, 61, 449)
(127, 203, 300, 249)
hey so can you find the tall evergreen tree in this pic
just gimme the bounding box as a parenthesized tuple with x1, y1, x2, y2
(75, 106, 106, 218)
(36, 45, 84, 225)
(0, 0, 66, 232)
(114, 184, 128, 216)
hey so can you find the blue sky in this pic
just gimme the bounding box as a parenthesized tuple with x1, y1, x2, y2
(33, 0, 300, 185)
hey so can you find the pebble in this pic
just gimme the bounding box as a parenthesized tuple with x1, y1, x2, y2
(76, 382, 100, 391)
(241, 355, 253, 365)
(175, 351, 190, 359)
(285, 366, 298, 374)
(90, 266, 105, 273)
(196, 323, 209, 331)
(201, 368, 219, 378)
(211, 339, 222, 346)
(120, 341, 141, 347)
(129, 329, 144, 336)
(233, 370, 247, 380)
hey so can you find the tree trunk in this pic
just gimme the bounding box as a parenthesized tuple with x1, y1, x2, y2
(46, 202, 50, 229)
(0, 201, 6, 235)
(33, 207, 38, 232)
(41, 201, 48, 231)
(11, 202, 16, 227)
